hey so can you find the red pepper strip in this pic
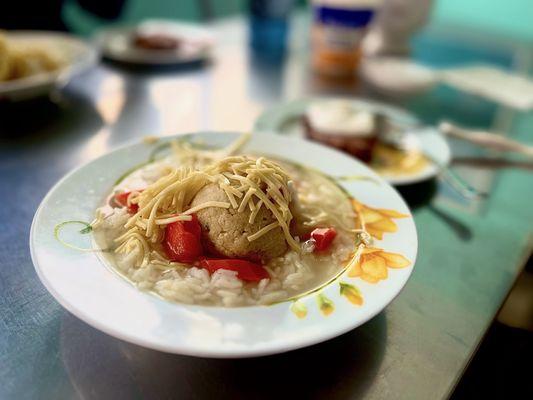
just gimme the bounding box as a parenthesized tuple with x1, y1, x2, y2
(114, 191, 142, 214)
(163, 215, 203, 263)
(199, 258, 269, 282)
(311, 227, 337, 252)
(179, 214, 202, 240)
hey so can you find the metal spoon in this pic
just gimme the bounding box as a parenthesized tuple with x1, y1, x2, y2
(439, 121, 533, 158)
(375, 115, 488, 200)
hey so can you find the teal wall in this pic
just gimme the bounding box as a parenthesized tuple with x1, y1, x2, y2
(121, 0, 201, 22)
(64, 0, 533, 42)
(121, 0, 246, 22)
(432, 0, 533, 41)
(63, 0, 246, 36)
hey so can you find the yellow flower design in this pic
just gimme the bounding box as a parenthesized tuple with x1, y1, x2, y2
(290, 301, 308, 319)
(317, 294, 335, 316)
(348, 247, 410, 284)
(339, 282, 363, 306)
(287, 199, 410, 318)
(351, 199, 408, 240)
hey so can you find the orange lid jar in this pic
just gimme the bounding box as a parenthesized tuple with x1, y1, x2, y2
(311, 0, 380, 77)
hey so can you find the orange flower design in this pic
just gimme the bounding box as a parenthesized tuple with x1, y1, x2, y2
(351, 199, 408, 240)
(348, 247, 410, 284)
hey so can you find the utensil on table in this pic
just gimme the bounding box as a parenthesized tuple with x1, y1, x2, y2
(377, 116, 487, 200)
(439, 121, 533, 158)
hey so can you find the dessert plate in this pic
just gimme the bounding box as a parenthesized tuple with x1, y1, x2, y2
(255, 98, 451, 186)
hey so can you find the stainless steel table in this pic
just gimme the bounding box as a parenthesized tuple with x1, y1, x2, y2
(1, 15, 532, 399)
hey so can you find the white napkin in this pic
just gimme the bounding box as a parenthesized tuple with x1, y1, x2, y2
(440, 65, 533, 111)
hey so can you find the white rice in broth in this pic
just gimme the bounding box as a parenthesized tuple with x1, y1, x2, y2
(93, 136, 358, 307)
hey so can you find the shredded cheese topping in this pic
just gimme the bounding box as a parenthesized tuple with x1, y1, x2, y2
(115, 138, 301, 265)
(109, 134, 361, 269)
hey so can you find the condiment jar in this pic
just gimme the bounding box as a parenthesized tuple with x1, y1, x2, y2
(310, 0, 381, 78)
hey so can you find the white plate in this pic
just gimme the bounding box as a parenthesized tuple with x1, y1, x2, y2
(95, 20, 214, 65)
(30, 132, 417, 358)
(254, 98, 451, 186)
(0, 31, 98, 101)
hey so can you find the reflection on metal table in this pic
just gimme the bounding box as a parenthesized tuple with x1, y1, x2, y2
(1, 14, 532, 400)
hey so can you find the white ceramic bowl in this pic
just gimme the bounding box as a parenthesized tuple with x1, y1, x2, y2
(30, 132, 417, 358)
(0, 31, 98, 101)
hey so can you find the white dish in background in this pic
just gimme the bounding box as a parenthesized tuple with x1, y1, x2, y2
(362, 58, 533, 111)
(0, 31, 97, 101)
(30, 132, 417, 358)
(95, 20, 214, 65)
(254, 98, 451, 186)
(360, 57, 437, 96)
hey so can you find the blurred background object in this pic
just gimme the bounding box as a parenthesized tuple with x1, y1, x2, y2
(363, 0, 433, 57)
(433, 0, 533, 42)
(0, 31, 97, 101)
(249, 0, 295, 60)
(1, 0, 127, 31)
(63, 0, 242, 36)
(95, 19, 214, 66)
(310, 0, 378, 78)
